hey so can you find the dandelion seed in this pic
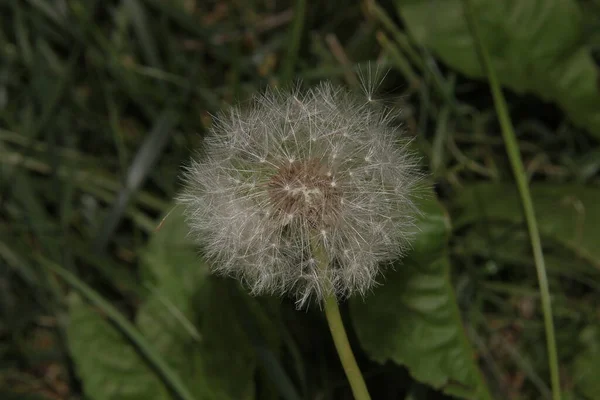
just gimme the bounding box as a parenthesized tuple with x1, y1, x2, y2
(178, 81, 422, 308)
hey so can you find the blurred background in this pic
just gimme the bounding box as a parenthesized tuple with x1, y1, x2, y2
(1, 1, 600, 399)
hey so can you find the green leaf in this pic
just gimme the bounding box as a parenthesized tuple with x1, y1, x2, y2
(349, 196, 492, 399)
(67, 294, 171, 400)
(139, 204, 204, 285)
(68, 207, 272, 400)
(453, 183, 600, 269)
(141, 209, 296, 400)
(572, 326, 600, 400)
(396, 0, 600, 139)
(137, 206, 257, 400)
(136, 277, 257, 400)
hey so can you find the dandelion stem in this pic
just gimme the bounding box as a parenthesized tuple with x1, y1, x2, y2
(323, 294, 372, 400)
(312, 242, 372, 400)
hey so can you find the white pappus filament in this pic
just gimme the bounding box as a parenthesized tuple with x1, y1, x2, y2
(178, 81, 423, 308)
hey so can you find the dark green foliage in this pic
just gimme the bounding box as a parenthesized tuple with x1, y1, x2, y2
(397, 0, 600, 138)
(351, 194, 492, 399)
(1, 1, 599, 399)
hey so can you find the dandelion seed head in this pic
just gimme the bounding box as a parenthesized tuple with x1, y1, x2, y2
(178, 81, 423, 308)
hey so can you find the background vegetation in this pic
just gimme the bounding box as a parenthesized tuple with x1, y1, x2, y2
(1, 0, 600, 399)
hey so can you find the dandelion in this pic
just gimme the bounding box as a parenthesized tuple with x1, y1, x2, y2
(178, 81, 422, 308)
(178, 80, 423, 400)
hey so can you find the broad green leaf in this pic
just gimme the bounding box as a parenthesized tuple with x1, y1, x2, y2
(139, 204, 204, 286)
(138, 208, 302, 400)
(137, 277, 257, 400)
(350, 196, 492, 399)
(453, 183, 600, 268)
(67, 294, 171, 400)
(137, 206, 257, 400)
(68, 207, 271, 400)
(396, 0, 600, 139)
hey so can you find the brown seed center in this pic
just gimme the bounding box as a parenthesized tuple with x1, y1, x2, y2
(267, 159, 341, 228)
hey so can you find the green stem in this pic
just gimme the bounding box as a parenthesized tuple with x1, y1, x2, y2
(462, 1, 561, 399)
(312, 243, 372, 400)
(323, 294, 372, 400)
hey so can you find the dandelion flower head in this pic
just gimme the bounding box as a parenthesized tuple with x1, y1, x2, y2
(178, 82, 422, 307)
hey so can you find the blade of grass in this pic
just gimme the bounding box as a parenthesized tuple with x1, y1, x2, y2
(230, 288, 303, 400)
(365, 1, 424, 70)
(280, 0, 306, 83)
(0, 240, 38, 286)
(325, 33, 360, 87)
(431, 104, 451, 176)
(228, 39, 243, 101)
(365, 2, 463, 114)
(0, 48, 80, 209)
(138, 0, 209, 37)
(124, 0, 162, 70)
(376, 31, 419, 90)
(0, 146, 169, 212)
(14, 2, 33, 69)
(278, 316, 308, 397)
(12, 172, 61, 261)
(25, 0, 65, 27)
(255, 348, 303, 400)
(40, 257, 197, 400)
(462, 1, 561, 399)
(93, 109, 179, 251)
(143, 282, 202, 342)
(136, 0, 242, 66)
(104, 85, 129, 173)
(5, 170, 81, 391)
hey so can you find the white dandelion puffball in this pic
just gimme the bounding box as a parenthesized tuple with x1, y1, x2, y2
(178, 82, 422, 307)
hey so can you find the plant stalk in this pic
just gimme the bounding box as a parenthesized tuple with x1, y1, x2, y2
(462, 1, 561, 399)
(312, 242, 372, 400)
(323, 294, 372, 400)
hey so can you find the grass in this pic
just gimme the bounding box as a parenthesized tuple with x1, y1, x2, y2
(1, 1, 599, 399)
(463, 0, 560, 397)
